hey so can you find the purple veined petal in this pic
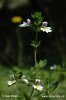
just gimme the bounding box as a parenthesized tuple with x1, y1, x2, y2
(26, 19, 31, 25)
(35, 79, 40, 83)
(42, 21, 48, 27)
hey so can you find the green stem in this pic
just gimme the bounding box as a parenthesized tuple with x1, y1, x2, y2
(44, 90, 49, 100)
(34, 47, 37, 64)
(29, 88, 34, 100)
(34, 31, 38, 65)
(16, 27, 23, 67)
(36, 30, 38, 41)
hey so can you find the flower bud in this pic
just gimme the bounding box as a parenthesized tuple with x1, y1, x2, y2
(42, 21, 48, 27)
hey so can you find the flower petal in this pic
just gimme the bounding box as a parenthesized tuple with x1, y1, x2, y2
(7, 80, 16, 86)
(26, 19, 31, 25)
(21, 75, 29, 84)
(33, 85, 43, 91)
(41, 27, 52, 33)
(22, 79, 29, 84)
(19, 22, 29, 27)
(50, 64, 56, 70)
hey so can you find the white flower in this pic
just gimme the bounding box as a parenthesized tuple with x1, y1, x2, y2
(21, 75, 29, 84)
(41, 21, 52, 33)
(50, 64, 56, 70)
(19, 22, 29, 27)
(7, 80, 16, 86)
(50, 66, 54, 70)
(19, 19, 31, 27)
(41, 27, 52, 33)
(22, 79, 29, 84)
(35, 79, 40, 83)
(33, 84, 43, 91)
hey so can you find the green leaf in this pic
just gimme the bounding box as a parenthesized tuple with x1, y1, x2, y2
(31, 12, 44, 26)
(24, 93, 30, 100)
(29, 66, 41, 81)
(47, 80, 59, 92)
(30, 24, 37, 32)
(34, 91, 43, 97)
(35, 59, 47, 69)
(44, 77, 49, 86)
(31, 40, 40, 48)
(31, 12, 44, 20)
(13, 67, 23, 79)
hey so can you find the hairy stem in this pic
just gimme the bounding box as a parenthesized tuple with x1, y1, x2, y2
(34, 31, 38, 65)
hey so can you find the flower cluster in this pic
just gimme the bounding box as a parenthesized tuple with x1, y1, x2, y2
(7, 74, 29, 86)
(19, 19, 52, 33)
(7, 75, 43, 91)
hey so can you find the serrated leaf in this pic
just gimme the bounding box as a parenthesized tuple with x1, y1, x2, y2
(36, 59, 47, 69)
(47, 81, 59, 92)
(13, 67, 23, 79)
(39, 59, 47, 68)
(31, 12, 44, 27)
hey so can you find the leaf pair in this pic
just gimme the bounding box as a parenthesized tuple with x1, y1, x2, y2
(31, 40, 40, 48)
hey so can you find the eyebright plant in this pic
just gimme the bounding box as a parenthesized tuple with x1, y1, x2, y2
(7, 12, 61, 100)
(19, 12, 52, 64)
